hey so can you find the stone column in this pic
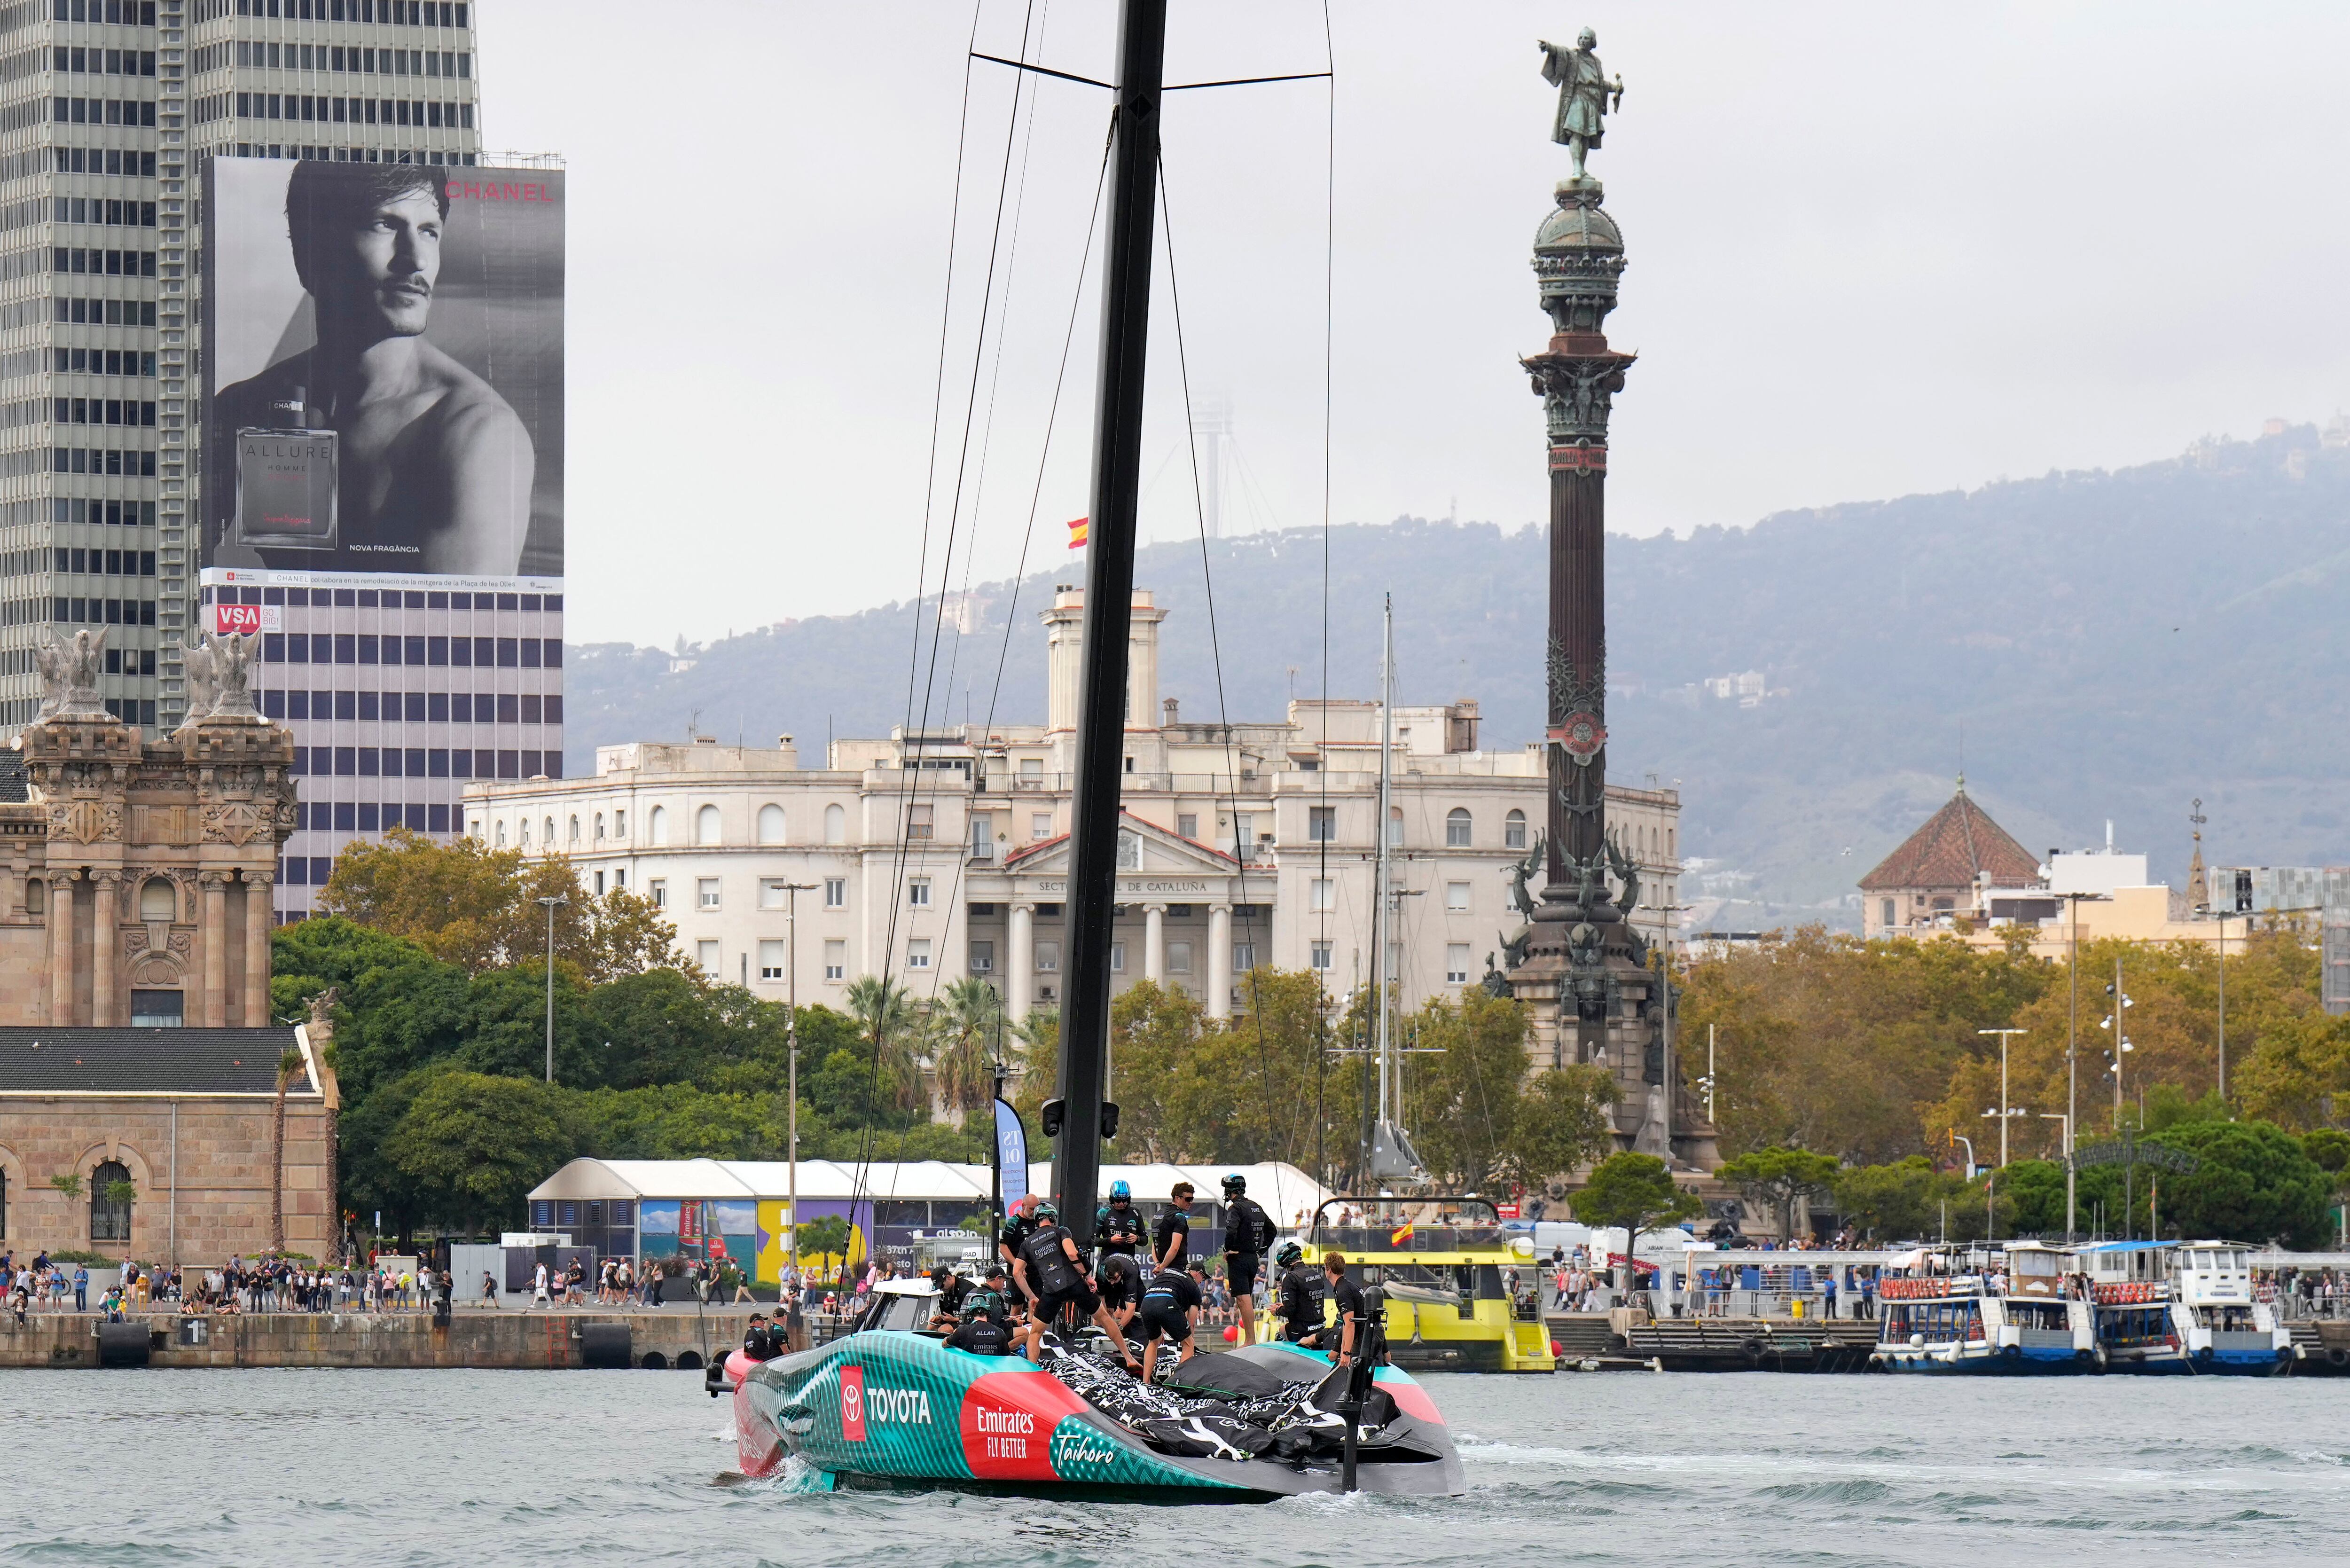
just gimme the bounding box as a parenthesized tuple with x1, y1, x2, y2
(1207, 903, 1232, 1021)
(243, 873, 274, 1026)
(48, 869, 75, 1026)
(90, 872, 120, 1027)
(1007, 902, 1034, 1019)
(1143, 903, 1166, 983)
(201, 872, 230, 1027)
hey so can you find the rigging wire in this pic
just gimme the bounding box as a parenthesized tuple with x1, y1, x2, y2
(1317, 0, 1337, 1192)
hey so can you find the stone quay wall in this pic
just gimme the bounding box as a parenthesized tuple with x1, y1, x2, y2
(0, 1308, 757, 1370)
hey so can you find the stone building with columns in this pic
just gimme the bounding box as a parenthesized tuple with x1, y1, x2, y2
(462, 587, 1680, 1032)
(0, 637, 319, 1266)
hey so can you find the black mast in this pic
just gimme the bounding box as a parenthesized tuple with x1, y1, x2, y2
(1051, 0, 1165, 1251)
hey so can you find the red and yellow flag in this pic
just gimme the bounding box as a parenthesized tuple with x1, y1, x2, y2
(1066, 516, 1089, 549)
(1389, 1221, 1415, 1248)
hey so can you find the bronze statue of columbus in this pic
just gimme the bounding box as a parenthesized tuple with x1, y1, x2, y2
(1539, 29, 1624, 181)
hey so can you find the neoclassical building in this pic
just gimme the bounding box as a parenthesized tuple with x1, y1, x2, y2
(0, 635, 323, 1266)
(464, 588, 1681, 1034)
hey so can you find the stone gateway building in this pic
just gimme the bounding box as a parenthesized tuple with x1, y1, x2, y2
(0, 630, 321, 1266)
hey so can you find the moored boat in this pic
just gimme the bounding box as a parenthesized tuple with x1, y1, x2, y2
(1296, 1198, 1555, 1374)
(2166, 1241, 2295, 1375)
(1872, 1245, 2094, 1374)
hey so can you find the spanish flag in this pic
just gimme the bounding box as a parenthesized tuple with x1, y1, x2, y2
(1066, 516, 1089, 549)
(1390, 1221, 1414, 1248)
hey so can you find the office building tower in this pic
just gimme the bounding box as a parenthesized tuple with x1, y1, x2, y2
(0, 0, 491, 743)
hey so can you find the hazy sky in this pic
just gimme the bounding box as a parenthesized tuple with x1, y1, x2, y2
(481, 2, 2350, 647)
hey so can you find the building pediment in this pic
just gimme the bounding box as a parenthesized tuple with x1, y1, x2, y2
(1002, 812, 1239, 895)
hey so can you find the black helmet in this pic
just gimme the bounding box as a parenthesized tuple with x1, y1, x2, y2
(1275, 1240, 1303, 1269)
(1222, 1172, 1246, 1196)
(964, 1290, 1001, 1320)
(1035, 1201, 1059, 1222)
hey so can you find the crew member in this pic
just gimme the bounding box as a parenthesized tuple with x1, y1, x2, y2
(1221, 1172, 1275, 1346)
(1272, 1241, 1327, 1346)
(1016, 1203, 1139, 1370)
(1325, 1252, 1368, 1370)
(931, 1263, 973, 1319)
(980, 1263, 1020, 1324)
(1097, 1248, 1145, 1334)
(946, 1292, 1012, 1356)
(999, 1193, 1042, 1313)
(1137, 1260, 1209, 1383)
(741, 1312, 779, 1361)
(1154, 1182, 1195, 1272)
(1097, 1180, 1146, 1262)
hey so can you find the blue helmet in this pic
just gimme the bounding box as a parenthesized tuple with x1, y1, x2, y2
(1109, 1180, 1131, 1201)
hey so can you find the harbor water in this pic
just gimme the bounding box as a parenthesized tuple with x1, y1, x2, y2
(2, 1368, 2342, 1566)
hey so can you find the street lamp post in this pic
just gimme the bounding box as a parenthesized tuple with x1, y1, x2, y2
(776, 882, 817, 1276)
(535, 894, 567, 1083)
(2052, 889, 2094, 1242)
(1977, 1027, 2028, 1168)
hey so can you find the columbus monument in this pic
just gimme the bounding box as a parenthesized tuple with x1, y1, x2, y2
(1508, 31, 1715, 1167)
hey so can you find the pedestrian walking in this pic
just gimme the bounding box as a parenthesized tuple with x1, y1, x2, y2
(532, 1261, 553, 1309)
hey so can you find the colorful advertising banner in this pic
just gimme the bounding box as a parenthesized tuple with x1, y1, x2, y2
(202, 159, 564, 578)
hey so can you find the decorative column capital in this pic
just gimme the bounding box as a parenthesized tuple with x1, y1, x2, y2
(197, 870, 233, 889)
(243, 871, 275, 892)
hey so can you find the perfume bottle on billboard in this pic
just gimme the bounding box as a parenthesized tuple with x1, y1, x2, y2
(232, 384, 338, 551)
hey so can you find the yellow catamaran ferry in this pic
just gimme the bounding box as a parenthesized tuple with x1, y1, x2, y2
(1287, 1196, 1556, 1373)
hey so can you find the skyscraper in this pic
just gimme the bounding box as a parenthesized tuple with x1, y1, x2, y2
(0, 0, 490, 744)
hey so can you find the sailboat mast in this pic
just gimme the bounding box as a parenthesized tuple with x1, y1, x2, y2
(1050, 0, 1165, 1250)
(1375, 593, 1394, 1123)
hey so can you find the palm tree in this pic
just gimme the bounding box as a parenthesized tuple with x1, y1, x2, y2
(843, 974, 924, 1112)
(930, 977, 1003, 1123)
(269, 1046, 305, 1254)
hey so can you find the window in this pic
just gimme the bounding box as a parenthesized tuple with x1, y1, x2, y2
(89, 1159, 131, 1243)
(970, 940, 995, 973)
(1232, 942, 1255, 972)
(1031, 812, 1052, 841)
(1881, 899, 1895, 927)
(1110, 941, 1125, 973)
(1310, 940, 1333, 972)
(650, 879, 667, 910)
(1167, 941, 1192, 974)
(824, 939, 846, 981)
(130, 988, 182, 1027)
(970, 813, 993, 860)
(824, 803, 846, 845)
(648, 805, 667, 845)
(594, 870, 605, 896)
(543, 816, 556, 847)
(759, 940, 786, 981)
(909, 877, 932, 907)
(614, 870, 627, 891)
(138, 876, 174, 920)
(567, 815, 580, 843)
(696, 803, 721, 846)
(1446, 807, 1472, 847)
(594, 812, 605, 840)
(1446, 881, 1471, 912)
(825, 878, 846, 909)
(760, 880, 787, 911)
(614, 810, 627, 837)
(697, 878, 721, 910)
(1177, 813, 1198, 839)
(1387, 807, 1404, 848)
(1308, 805, 1336, 842)
(906, 803, 934, 840)
(1035, 940, 1060, 973)
(908, 938, 932, 970)
(1310, 878, 1334, 912)
(1019, 757, 1042, 781)
(757, 803, 786, 845)
(1505, 808, 1528, 850)
(696, 940, 719, 974)
(1447, 943, 1471, 984)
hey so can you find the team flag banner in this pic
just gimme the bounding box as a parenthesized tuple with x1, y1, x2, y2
(1066, 516, 1089, 549)
(1390, 1221, 1415, 1248)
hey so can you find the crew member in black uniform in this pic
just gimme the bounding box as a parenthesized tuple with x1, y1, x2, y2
(1154, 1182, 1195, 1272)
(1016, 1203, 1140, 1370)
(945, 1292, 1013, 1355)
(998, 1193, 1042, 1314)
(740, 1312, 781, 1361)
(1097, 1179, 1146, 1261)
(1272, 1240, 1327, 1347)
(1097, 1249, 1145, 1334)
(1324, 1251, 1368, 1369)
(1137, 1260, 1208, 1382)
(1220, 1172, 1276, 1346)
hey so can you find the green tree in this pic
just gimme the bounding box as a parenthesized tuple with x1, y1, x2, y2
(2144, 1119, 2332, 1247)
(1832, 1156, 1952, 1242)
(1515, 1066, 1620, 1189)
(386, 1071, 576, 1232)
(930, 977, 1007, 1122)
(1570, 1152, 1700, 1294)
(798, 1214, 851, 1276)
(1715, 1146, 1842, 1241)
(844, 975, 924, 1113)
